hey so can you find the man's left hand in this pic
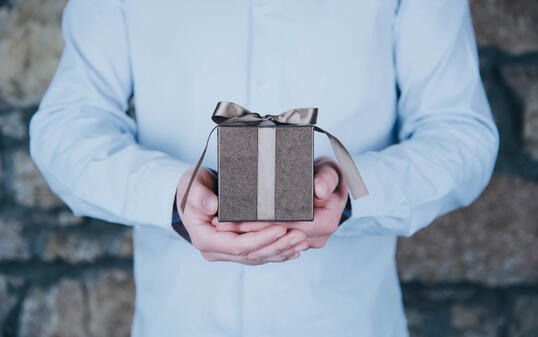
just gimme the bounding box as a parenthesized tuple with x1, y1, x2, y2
(212, 156, 349, 256)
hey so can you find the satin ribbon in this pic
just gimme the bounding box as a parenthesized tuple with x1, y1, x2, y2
(180, 101, 369, 213)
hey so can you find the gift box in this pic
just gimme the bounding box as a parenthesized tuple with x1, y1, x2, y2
(180, 101, 369, 222)
(218, 123, 313, 221)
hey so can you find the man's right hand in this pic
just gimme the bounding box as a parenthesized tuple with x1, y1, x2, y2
(176, 167, 306, 265)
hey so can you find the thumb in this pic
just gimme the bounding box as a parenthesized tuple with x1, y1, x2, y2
(182, 181, 218, 216)
(314, 163, 340, 200)
(201, 192, 218, 215)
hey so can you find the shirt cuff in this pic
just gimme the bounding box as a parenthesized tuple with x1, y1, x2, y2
(172, 194, 192, 244)
(333, 152, 393, 237)
(135, 157, 192, 238)
(334, 150, 419, 237)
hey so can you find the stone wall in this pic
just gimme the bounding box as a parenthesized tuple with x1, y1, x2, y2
(0, 0, 536, 336)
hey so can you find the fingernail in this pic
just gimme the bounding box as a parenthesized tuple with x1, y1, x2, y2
(315, 178, 326, 197)
(274, 231, 286, 240)
(290, 253, 300, 259)
(203, 196, 217, 212)
(290, 237, 301, 245)
(295, 243, 308, 252)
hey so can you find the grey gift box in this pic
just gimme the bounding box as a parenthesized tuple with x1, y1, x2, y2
(179, 101, 368, 221)
(218, 124, 314, 222)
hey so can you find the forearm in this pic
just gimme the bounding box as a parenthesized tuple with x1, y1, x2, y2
(30, 0, 191, 237)
(336, 119, 498, 237)
(334, 0, 499, 237)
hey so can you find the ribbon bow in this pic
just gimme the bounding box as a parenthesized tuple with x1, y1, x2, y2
(180, 101, 368, 213)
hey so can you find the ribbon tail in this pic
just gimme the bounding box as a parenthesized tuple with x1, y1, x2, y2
(314, 126, 369, 200)
(180, 125, 218, 213)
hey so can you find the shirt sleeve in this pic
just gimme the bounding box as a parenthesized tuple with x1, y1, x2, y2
(333, 0, 499, 238)
(29, 0, 191, 238)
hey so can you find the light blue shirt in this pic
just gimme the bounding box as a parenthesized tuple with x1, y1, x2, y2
(29, 0, 499, 336)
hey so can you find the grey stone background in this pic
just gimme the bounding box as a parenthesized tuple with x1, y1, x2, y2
(0, 0, 536, 336)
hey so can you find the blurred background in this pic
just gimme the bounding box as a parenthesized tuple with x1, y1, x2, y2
(0, 0, 537, 336)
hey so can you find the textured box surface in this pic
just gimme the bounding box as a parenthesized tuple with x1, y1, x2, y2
(218, 125, 313, 221)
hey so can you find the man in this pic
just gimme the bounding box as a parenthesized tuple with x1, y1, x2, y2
(30, 0, 499, 336)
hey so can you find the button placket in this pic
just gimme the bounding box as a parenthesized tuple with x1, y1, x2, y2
(248, 1, 281, 113)
(243, 1, 283, 336)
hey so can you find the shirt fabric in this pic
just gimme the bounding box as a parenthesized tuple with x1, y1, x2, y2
(29, 1, 499, 336)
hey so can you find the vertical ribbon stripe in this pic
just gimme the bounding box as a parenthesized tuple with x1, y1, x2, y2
(257, 126, 276, 220)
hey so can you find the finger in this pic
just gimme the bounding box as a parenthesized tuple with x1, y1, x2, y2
(284, 219, 334, 237)
(257, 240, 309, 263)
(212, 218, 274, 232)
(314, 163, 340, 200)
(211, 219, 241, 232)
(187, 181, 218, 216)
(201, 250, 298, 265)
(214, 224, 287, 256)
(215, 223, 241, 232)
(261, 247, 302, 263)
(246, 229, 308, 263)
(199, 250, 264, 265)
(307, 235, 330, 249)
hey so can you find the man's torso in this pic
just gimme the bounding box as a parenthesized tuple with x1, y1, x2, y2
(124, 1, 407, 336)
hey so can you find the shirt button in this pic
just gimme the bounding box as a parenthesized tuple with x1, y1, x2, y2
(260, 4, 270, 15)
(259, 83, 269, 93)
